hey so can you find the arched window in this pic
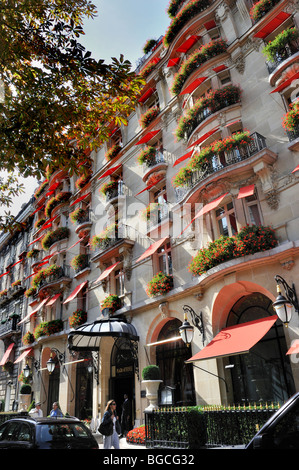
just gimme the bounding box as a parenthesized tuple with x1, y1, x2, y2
(226, 293, 295, 405)
(156, 319, 195, 406)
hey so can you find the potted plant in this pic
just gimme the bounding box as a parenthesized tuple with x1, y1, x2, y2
(41, 226, 69, 250)
(105, 143, 122, 162)
(69, 309, 87, 328)
(71, 254, 89, 272)
(19, 384, 32, 411)
(142, 365, 162, 411)
(23, 331, 35, 346)
(140, 106, 160, 129)
(26, 248, 40, 259)
(282, 100, 299, 132)
(69, 207, 86, 224)
(146, 272, 174, 297)
(101, 294, 122, 315)
(143, 38, 158, 54)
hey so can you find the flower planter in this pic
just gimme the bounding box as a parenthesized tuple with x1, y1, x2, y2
(142, 380, 163, 411)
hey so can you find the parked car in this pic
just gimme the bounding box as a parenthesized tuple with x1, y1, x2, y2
(246, 392, 299, 449)
(0, 416, 99, 449)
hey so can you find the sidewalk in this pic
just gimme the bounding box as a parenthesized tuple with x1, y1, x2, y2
(94, 433, 146, 450)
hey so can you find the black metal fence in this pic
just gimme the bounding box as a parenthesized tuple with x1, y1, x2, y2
(145, 406, 276, 449)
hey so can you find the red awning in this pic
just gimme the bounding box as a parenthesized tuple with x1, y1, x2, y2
(136, 237, 168, 263)
(135, 130, 160, 145)
(292, 164, 299, 173)
(94, 262, 120, 283)
(31, 205, 44, 216)
(70, 192, 91, 206)
(63, 281, 88, 304)
(0, 343, 15, 366)
(40, 215, 58, 230)
(237, 184, 255, 199)
(188, 127, 219, 148)
(98, 165, 122, 179)
(204, 20, 217, 30)
(180, 193, 228, 235)
(213, 64, 227, 73)
(180, 77, 207, 95)
(173, 150, 194, 167)
(176, 35, 200, 53)
(187, 316, 278, 362)
(10, 259, 23, 268)
(0, 271, 10, 279)
(225, 119, 241, 128)
(254, 11, 290, 39)
(27, 297, 50, 318)
(167, 57, 180, 67)
(134, 178, 164, 197)
(28, 235, 44, 246)
(270, 71, 299, 93)
(138, 88, 155, 103)
(286, 340, 299, 355)
(46, 293, 61, 307)
(14, 348, 33, 364)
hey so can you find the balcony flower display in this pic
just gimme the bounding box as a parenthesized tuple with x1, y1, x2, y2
(75, 172, 92, 190)
(262, 27, 299, 62)
(189, 225, 278, 276)
(34, 180, 48, 199)
(99, 180, 118, 197)
(172, 131, 253, 187)
(26, 248, 40, 259)
(34, 218, 46, 229)
(45, 191, 71, 218)
(34, 319, 63, 340)
(282, 100, 299, 132)
(89, 222, 118, 251)
(167, 0, 187, 18)
(69, 207, 86, 224)
(11, 280, 21, 288)
(250, 0, 280, 22)
(139, 60, 158, 79)
(171, 38, 227, 95)
(0, 289, 7, 298)
(71, 254, 89, 271)
(141, 203, 161, 221)
(126, 425, 146, 445)
(140, 106, 160, 129)
(31, 264, 62, 289)
(69, 309, 87, 328)
(146, 272, 173, 297)
(164, 0, 211, 47)
(175, 85, 241, 140)
(22, 332, 35, 346)
(24, 286, 37, 298)
(105, 143, 122, 162)
(101, 294, 122, 313)
(137, 146, 156, 166)
(41, 226, 69, 250)
(143, 38, 158, 54)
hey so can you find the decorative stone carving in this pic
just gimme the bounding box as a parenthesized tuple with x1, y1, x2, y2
(159, 301, 170, 318)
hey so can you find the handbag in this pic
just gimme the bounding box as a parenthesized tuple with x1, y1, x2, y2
(98, 419, 113, 436)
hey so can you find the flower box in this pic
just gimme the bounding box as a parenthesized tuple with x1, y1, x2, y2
(75, 172, 92, 190)
(26, 248, 40, 259)
(282, 101, 299, 132)
(171, 38, 227, 95)
(188, 225, 278, 275)
(105, 144, 122, 162)
(262, 27, 299, 62)
(71, 254, 89, 271)
(89, 223, 118, 251)
(23, 332, 35, 346)
(34, 319, 63, 339)
(69, 207, 87, 224)
(41, 226, 69, 250)
(34, 180, 48, 199)
(101, 295, 122, 313)
(69, 309, 87, 328)
(140, 106, 160, 129)
(250, 0, 280, 22)
(146, 272, 173, 297)
(137, 146, 157, 166)
(99, 180, 119, 197)
(44, 191, 71, 218)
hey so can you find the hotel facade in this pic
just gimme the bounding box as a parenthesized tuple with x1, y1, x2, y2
(1, 0, 299, 427)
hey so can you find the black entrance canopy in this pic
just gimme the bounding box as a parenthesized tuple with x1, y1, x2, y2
(67, 317, 139, 352)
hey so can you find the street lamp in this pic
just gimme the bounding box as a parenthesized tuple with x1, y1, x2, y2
(179, 305, 205, 346)
(46, 349, 65, 374)
(273, 275, 299, 326)
(23, 363, 31, 379)
(46, 354, 56, 374)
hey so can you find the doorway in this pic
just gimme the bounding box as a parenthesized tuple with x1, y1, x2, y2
(110, 338, 136, 428)
(47, 358, 60, 415)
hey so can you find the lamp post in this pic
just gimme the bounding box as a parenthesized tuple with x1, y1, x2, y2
(273, 275, 299, 326)
(46, 349, 65, 374)
(179, 305, 205, 346)
(23, 363, 31, 379)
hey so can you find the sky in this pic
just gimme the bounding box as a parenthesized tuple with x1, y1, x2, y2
(3, 0, 171, 218)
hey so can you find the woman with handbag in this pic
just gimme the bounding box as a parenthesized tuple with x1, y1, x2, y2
(101, 399, 121, 449)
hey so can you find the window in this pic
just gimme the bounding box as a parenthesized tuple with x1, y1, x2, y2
(115, 267, 125, 297)
(216, 201, 237, 237)
(244, 193, 262, 225)
(157, 242, 172, 275)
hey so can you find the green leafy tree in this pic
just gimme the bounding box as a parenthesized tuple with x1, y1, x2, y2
(0, 0, 144, 179)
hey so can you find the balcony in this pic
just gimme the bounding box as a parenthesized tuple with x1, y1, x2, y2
(0, 315, 21, 339)
(174, 132, 277, 202)
(73, 209, 92, 236)
(266, 39, 299, 76)
(105, 181, 126, 206)
(142, 149, 169, 183)
(90, 224, 135, 264)
(37, 265, 72, 295)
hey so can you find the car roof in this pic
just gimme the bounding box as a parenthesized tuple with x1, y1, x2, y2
(1, 416, 82, 425)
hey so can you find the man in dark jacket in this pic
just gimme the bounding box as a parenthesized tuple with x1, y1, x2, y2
(121, 394, 131, 437)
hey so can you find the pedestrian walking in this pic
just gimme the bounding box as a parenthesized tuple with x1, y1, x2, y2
(50, 402, 63, 417)
(121, 394, 131, 437)
(102, 399, 121, 449)
(29, 401, 43, 418)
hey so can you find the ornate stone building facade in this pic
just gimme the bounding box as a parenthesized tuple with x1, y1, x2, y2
(2, 0, 299, 425)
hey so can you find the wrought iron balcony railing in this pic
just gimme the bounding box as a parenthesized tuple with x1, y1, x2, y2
(266, 40, 299, 75)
